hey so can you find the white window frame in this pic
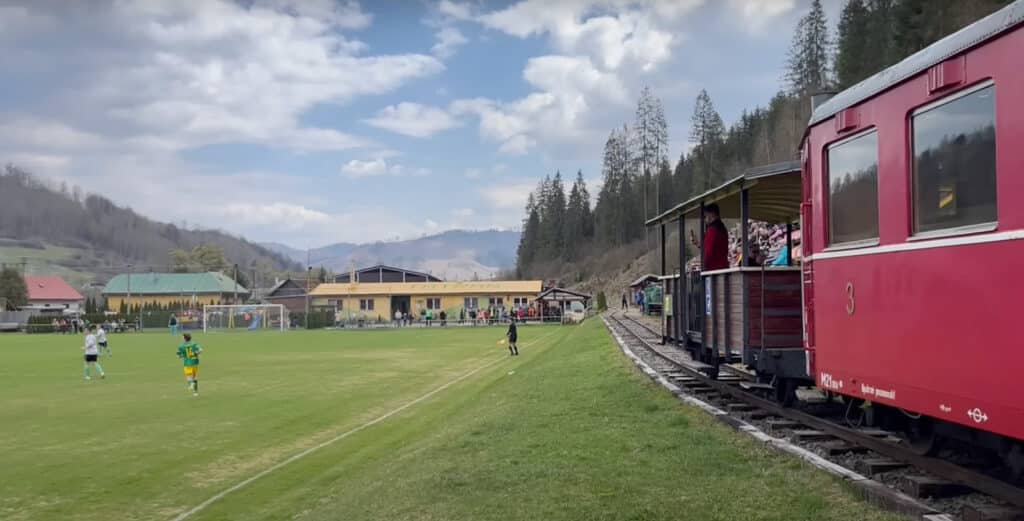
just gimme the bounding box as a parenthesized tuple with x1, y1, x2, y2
(824, 127, 881, 250)
(909, 80, 997, 239)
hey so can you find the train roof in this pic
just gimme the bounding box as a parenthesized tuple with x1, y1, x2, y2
(810, 0, 1024, 126)
(645, 160, 801, 227)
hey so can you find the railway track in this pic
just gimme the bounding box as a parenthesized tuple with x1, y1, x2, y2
(605, 311, 1024, 520)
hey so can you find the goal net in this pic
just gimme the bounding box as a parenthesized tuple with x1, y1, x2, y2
(203, 304, 286, 333)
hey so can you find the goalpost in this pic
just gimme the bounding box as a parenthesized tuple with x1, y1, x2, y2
(203, 304, 286, 333)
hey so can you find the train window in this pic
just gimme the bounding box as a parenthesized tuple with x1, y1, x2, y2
(912, 83, 996, 235)
(827, 130, 879, 246)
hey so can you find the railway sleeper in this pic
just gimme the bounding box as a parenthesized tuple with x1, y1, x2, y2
(743, 410, 770, 420)
(821, 441, 870, 456)
(791, 429, 835, 442)
(899, 475, 972, 499)
(725, 403, 754, 412)
(855, 459, 909, 475)
(961, 505, 1024, 521)
(766, 419, 801, 431)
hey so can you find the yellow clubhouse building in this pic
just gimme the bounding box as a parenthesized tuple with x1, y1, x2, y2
(309, 280, 543, 320)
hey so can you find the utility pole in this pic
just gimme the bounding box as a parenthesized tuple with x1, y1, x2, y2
(19, 257, 27, 277)
(233, 263, 239, 304)
(251, 266, 257, 300)
(305, 264, 312, 329)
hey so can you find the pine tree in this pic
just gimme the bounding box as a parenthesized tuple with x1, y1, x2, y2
(689, 89, 726, 192)
(542, 172, 567, 259)
(785, 0, 831, 95)
(656, 158, 674, 214)
(835, 0, 871, 88)
(515, 194, 540, 276)
(634, 86, 670, 218)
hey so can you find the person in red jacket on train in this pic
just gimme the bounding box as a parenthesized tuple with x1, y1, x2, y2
(690, 203, 729, 271)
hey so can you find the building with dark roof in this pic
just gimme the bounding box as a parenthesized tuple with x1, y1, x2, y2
(334, 265, 442, 284)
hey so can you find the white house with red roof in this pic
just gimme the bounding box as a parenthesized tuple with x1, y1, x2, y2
(22, 275, 84, 313)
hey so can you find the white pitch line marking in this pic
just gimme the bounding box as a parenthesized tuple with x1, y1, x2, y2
(173, 327, 564, 520)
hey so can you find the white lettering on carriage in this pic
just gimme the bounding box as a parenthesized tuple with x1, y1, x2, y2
(820, 372, 843, 391)
(860, 383, 895, 401)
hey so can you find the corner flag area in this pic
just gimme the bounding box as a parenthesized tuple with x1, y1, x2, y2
(1, 323, 898, 521)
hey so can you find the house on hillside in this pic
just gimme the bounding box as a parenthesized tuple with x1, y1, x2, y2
(102, 272, 249, 311)
(334, 265, 442, 284)
(263, 278, 317, 313)
(21, 275, 84, 314)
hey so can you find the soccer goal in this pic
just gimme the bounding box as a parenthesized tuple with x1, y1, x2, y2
(203, 304, 286, 333)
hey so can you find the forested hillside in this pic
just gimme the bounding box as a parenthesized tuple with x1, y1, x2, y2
(0, 165, 299, 285)
(516, 0, 1010, 284)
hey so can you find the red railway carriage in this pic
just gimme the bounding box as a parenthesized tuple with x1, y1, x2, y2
(802, 1, 1024, 451)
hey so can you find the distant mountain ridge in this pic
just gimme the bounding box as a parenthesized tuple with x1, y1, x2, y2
(0, 165, 300, 287)
(262, 230, 521, 281)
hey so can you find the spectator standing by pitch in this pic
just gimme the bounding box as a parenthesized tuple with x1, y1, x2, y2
(168, 313, 179, 336)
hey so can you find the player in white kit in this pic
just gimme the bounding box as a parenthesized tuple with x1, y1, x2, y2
(83, 325, 105, 380)
(97, 325, 111, 357)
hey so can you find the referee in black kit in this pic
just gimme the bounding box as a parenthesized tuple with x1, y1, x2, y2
(506, 318, 519, 356)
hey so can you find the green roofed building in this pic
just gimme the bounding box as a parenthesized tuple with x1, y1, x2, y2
(103, 272, 249, 311)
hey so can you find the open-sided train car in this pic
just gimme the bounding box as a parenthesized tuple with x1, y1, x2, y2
(647, 160, 809, 401)
(651, 1, 1024, 467)
(803, 2, 1024, 462)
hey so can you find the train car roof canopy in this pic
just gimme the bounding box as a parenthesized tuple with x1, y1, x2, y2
(645, 160, 801, 227)
(810, 0, 1024, 126)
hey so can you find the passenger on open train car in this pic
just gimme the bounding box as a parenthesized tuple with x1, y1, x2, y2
(693, 203, 728, 271)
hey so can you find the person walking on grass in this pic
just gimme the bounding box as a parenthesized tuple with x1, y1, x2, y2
(177, 333, 202, 397)
(97, 323, 112, 357)
(506, 318, 519, 356)
(168, 313, 179, 336)
(82, 325, 105, 381)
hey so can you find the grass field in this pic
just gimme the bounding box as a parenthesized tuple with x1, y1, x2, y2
(0, 321, 898, 521)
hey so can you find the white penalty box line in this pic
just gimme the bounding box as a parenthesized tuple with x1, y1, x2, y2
(173, 327, 564, 521)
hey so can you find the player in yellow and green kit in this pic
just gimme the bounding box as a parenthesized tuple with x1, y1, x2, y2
(177, 333, 202, 397)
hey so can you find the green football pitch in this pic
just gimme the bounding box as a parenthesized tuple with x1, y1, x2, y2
(0, 321, 898, 521)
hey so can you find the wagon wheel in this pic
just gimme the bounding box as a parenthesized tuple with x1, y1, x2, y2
(775, 378, 797, 407)
(903, 416, 938, 456)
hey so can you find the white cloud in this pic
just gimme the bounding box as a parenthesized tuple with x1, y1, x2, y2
(480, 182, 536, 209)
(464, 168, 482, 179)
(13, 1, 443, 156)
(453, 208, 474, 218)
(0, 118, 107, 150)
(438, 0, 474, 21)
(341, 158, 399, 178)
(432, 26, 469, 58)
(451, 55, 626, 155)
(340, 158, 431, 179)
(4, 153, 72, 174)
(726, 0, 796, 32)
(220, 202, 331, 230)
(252, 0, 373, 30)
(365, 102, 461, 138)
(0, 6, 54, 40)
(478, 0, 701, 71)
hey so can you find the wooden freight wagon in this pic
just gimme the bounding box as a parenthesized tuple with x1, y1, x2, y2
(702, 267, 803, 376)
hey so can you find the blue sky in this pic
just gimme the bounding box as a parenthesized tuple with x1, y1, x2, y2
(0, 0, 840, 248)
